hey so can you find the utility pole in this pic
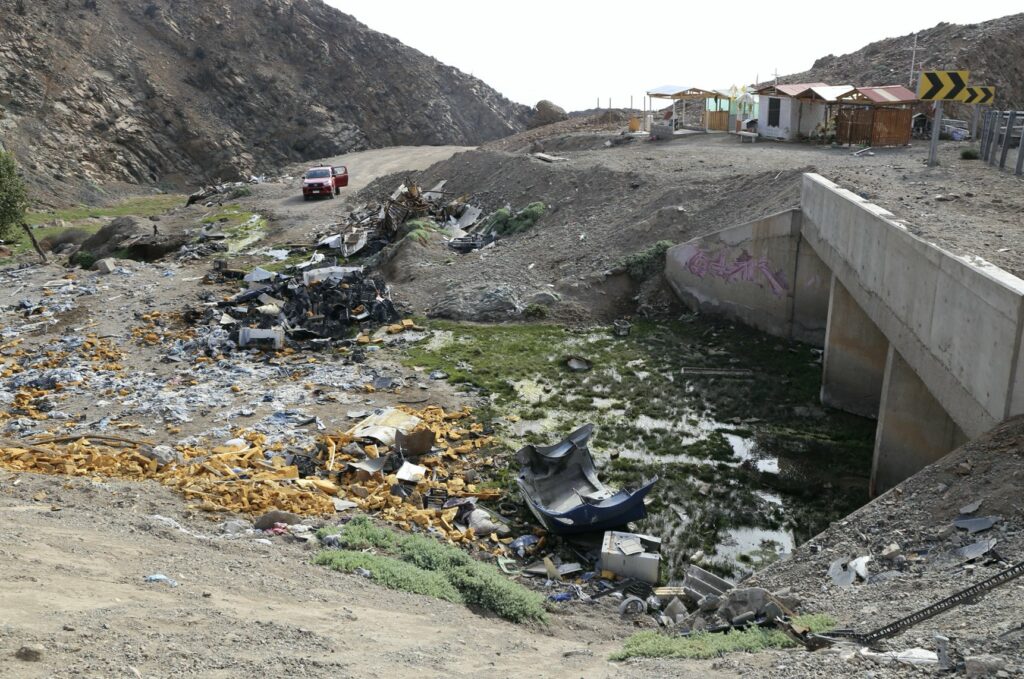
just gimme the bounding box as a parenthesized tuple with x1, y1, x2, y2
(928, 100, 943, 167)
(772, 69, 780, 85)
(905, 33, 919, 87)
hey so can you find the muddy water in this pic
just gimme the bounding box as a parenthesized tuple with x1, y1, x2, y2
(405, 318, 875, 580)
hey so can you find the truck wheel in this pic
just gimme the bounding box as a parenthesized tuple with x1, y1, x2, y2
(335, 187, 340, 195)
(329, 192, 335, 199)
(303, 195, 309, 201)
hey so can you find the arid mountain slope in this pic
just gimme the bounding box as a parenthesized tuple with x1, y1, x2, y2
(780, 13, 1024, 110)
(0, 0, 530, 197)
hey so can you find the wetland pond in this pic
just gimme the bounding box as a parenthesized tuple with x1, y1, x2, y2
(405, 317, 875, 579)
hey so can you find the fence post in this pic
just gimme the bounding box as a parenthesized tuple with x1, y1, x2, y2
(979, 111, 990, 156)
(982, 111, 994, 160)
(1016, 113, 1024, 176)
(989, 111, 1002, 167)
(999, 111, 1017, 170)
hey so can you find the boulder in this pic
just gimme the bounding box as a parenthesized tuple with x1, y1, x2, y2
(527, 100, 568, 129)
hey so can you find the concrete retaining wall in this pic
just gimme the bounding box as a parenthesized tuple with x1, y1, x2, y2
(664, 208, 830, 345)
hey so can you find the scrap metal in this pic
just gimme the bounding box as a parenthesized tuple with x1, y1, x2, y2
(797, 559, 1024, 649)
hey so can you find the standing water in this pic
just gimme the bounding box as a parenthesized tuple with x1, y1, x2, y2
(405, 318, 875, 580)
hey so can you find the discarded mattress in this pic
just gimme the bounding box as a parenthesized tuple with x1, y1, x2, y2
(515, 423, 656, 535)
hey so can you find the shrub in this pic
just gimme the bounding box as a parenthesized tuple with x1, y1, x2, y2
(484, 202, 545, 236)
(69, 250, 96, 269)
(315, 516, 546, 623)
(523, 303, 548, 319)
(620, 240, 674, 281)
(314, 550, 463, 603)
(225, 185, 252, 200)
(960, 148, 980, 160)
(0, 151, 29, 243)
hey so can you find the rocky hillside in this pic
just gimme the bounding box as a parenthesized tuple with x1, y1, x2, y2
(0, 0, 530, 198)
(780, 13, 1024, 110)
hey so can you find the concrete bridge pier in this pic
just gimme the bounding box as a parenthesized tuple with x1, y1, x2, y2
(871, 346, 968, 495)
(820, 276, 888, 418)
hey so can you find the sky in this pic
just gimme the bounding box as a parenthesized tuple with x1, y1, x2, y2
(325, 1, 1020, 112)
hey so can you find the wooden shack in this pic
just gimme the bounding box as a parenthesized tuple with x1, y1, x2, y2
(834, 86, 918, 146)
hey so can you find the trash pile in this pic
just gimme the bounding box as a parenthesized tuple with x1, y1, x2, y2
(204, 259, 401, 347)
(309, 180, 484, 260)
(0, 405, 501, 532)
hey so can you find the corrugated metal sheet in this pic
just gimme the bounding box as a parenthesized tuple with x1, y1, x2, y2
(851, 85, 917, 104)
(802, 85, 854, 102)
(757, 82, 828, 97)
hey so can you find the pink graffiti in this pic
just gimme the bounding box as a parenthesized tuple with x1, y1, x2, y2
(684, 246, 789, 297)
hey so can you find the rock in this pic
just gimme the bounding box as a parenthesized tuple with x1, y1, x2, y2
(717, 587, 771, 622)
(527, 100, 568, 129)
(93, 257, 117, 274)
(880, 542, 901, 559)
(140, 444, 183, 466)
(15, 644, 44, 662)
(253, 509, 303, 530)
(697, 594, 721, 612)
(527, 290, 560, 306)
(965, 655, 1004, 677)
(428, 284, 523, 321)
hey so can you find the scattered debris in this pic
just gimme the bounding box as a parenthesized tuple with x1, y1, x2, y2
(143, 573, 178, 587)
(600, 531, 661, 583)
(953, 515, 1001, 534)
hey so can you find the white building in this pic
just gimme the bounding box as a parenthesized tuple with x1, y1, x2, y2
(756, 83, 851, 141)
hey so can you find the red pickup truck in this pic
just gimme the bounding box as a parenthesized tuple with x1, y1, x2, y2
(302, 165, 348, 200)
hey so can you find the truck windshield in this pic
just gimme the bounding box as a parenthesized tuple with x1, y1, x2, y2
(305, 169, 330, 179)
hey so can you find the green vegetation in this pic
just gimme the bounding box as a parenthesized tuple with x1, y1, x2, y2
(483, 202, 545, 236)
(69, 251, 97, 269)
(0, 151, 29, 243)
(404, 319, 875, 578)
(620, 240, 675, 281)
(314, 550, 464, 603)
(960, 148, 980, 160)
(315, 517, 546, 623)
(25, 194, 184, 226)
(610, 614, 835, 660)
(401, 218, 437, 246)
(523, 303, 549, 319)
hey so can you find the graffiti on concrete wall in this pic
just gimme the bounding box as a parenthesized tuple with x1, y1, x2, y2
(682, 245, 789, 297)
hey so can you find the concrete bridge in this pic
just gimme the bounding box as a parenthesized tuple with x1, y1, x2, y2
(666, 174, 1024, 494)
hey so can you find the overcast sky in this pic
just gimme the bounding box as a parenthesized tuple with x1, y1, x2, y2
(325, 1, 1019, 112)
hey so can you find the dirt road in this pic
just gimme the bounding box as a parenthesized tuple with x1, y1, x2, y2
(255, 145, 473, 234)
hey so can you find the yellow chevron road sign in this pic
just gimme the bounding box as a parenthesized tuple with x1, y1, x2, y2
(963, 86, 996, 105)
(917, 70, 969, 101)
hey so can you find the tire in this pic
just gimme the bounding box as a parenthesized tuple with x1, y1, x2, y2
(335, 186, 340, 195)
(329, 191, 335, 199)
(303, 195, 309, 201)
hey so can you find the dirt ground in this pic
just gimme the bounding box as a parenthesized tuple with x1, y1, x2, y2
(4, 129, 1024, 677)
(0, 471, 741, 679)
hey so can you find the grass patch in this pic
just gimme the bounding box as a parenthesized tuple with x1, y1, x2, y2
(25, 194, 184, 226)
(314, 550, 464, 603)
(315, 517, 546, 623)
(620, 240, 674, 281)
(960, 148, 980, 160)
(610, 614, 835, 660)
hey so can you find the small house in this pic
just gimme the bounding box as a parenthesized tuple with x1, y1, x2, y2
(756, 83, 851, 141)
